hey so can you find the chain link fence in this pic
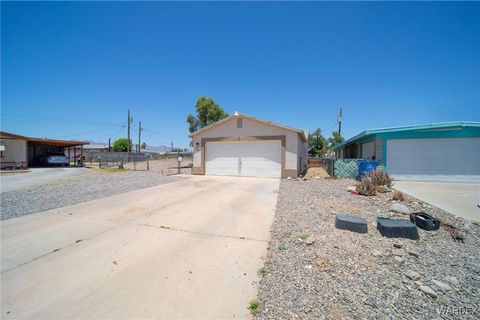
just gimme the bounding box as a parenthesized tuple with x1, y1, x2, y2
(308, 157, 378, 179)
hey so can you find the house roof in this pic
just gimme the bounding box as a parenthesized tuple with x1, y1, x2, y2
(333, 121, 480, 151)
(83, 144, 110, 150)
(189, 113, 307, 141)
(0, 131, 89, 147)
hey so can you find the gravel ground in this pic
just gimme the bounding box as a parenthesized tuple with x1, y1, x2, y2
(257, 178, 480, 319)
(1, 170, 181, 220)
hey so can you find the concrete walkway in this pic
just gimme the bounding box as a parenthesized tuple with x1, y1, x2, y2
(1, 167, 88, 192)
(1, 175, 279, 319)
(394, 181, 480, 221)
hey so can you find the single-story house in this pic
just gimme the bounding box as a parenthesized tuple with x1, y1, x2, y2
(333, 121, 480, 180)
(0, 131, 88, 169)
(189, 113, 308, 178)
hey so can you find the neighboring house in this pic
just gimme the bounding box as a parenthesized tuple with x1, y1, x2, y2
(189, 113, 308, 178)
(82, 144, 111, 152)
(0, 131, 88, 169)
(333, 122, 480, 180)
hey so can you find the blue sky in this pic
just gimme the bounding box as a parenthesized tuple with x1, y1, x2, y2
(1, 2, 479, 148)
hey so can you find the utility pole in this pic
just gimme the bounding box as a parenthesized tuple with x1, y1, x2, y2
(171, 141, 173, 152)
(127, 110, 133, 162)
(138, 121, 142, 154)
(338, 107, 343, 135)
(108, 138, 111, 151)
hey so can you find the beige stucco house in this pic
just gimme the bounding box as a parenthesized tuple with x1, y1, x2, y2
(190, 113, 307, 178)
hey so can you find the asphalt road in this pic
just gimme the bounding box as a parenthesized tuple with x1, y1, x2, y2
(394, 181, 480, 221)
(0, 167, 88, 193)
(1, 175, 279, 319)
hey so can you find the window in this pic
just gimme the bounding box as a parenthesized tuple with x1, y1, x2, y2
(237, 118, 243, 128)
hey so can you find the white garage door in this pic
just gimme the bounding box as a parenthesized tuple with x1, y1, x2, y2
(205, 140, 281, 178)
(386, 138, 480, 180)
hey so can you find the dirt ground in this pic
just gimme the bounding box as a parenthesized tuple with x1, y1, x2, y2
(304, 167, 331, 179)
(123, 157, 193, 175)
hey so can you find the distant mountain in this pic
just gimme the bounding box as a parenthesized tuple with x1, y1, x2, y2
(84, 140, 177, 153)
(145, 145, 171, 153)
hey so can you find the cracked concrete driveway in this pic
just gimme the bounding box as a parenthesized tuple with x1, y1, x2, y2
(1, 175, 279, 319)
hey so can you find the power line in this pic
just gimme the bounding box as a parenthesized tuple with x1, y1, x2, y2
(142, 127, 191, 144)
(1, 113, 123, 127)
(141, 130, 172, 146)
(110, 125, 127, 140)
(322, 123, 338, 132)
(130, 122, 186, 145)
(46, 122, 127, 139)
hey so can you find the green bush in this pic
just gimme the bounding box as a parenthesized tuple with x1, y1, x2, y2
(113, 138, 132, 152)
(249, 299, 259, 316)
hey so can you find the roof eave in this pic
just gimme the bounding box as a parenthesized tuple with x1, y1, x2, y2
(189, 113, 307, 141)
(333, 121, 480, 151)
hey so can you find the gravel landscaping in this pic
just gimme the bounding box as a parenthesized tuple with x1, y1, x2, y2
(1, 170, 181, 220)
(257, 178, 480, 319)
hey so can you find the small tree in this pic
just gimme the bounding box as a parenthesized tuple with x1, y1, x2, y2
(327, 131, 344, 150)
(113, 138, 132, 152)
(187, 97, 228, 133)
(308, 128, 327, 157)
(141, 142, 147, 150)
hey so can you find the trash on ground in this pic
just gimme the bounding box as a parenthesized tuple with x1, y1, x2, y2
(441, 222, 465, 243)
(410, 212, 440, 231)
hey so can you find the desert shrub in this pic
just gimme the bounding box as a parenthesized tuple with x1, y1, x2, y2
(356, 176, 377, 196)
(392, 190, 405, 201)
(368, 170, 394, 188)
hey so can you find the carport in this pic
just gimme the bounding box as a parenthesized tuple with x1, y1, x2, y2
(27, 137, 88, 166)
(0, 131, 88, 169)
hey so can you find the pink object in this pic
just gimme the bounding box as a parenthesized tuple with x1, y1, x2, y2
(351, 190, 359, 195)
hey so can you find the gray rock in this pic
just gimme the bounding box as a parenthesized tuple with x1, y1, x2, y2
(407, 249, 420, 258)
(305, 236, 316, 245)
(393, 256, 405, 266)
(393, 242, 404, 248)
(392, 249, 404, 257)
(372, 250, 382, 258)
(419, 285, 438, 298)
(432, 279, 452, 292)
(405, 270, 421, 281)
(444, 276, 459, 286)
(390, 203, 411, 215)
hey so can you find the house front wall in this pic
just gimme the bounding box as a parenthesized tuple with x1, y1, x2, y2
(377, 126, 480, 170)
(0, 138, 27, 169)
(191, 117, 305, 177)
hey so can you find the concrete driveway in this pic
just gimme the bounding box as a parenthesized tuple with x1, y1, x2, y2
(0, 167, 88, 193)
(394, 181, 480, 221)
(1, 175, 279, 319)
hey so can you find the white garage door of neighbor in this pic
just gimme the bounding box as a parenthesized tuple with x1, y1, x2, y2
(205, 140, 282, 178)
(386, 138, 480, 179)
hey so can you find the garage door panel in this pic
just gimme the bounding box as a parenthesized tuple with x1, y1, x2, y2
(206, 141, 281, 178)
(387, 138, 480, 176)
